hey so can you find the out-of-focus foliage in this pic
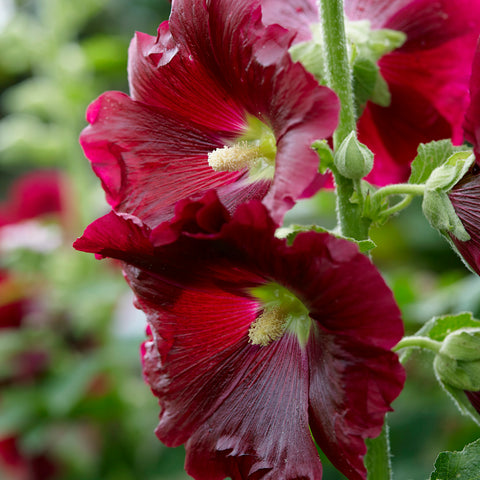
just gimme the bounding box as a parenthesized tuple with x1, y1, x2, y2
(0, 1, 187, 479)
(0, 0, 478, 479)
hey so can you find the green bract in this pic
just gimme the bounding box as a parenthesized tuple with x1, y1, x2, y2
(422, 152, 475, 242)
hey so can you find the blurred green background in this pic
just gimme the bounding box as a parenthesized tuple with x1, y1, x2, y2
(0, 1, 478, 479)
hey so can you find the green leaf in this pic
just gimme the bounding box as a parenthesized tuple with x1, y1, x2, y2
(409, 140, 468, 185)
(416, 312, 480, 342)
(312, 139, 334, 174)
(430, 438, 480, 479)
(352, 56, 378, 111)
(289, 40, 324, 82)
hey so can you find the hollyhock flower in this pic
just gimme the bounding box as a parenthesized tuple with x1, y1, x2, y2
(0, 170, 63, 227)
(0, 270, 28, 329)
(80, 0, 339, 228)
(264, 0, 480, 185)
(465, 390, 480, 414)
(445, 44, 480, 276)
(0, 436, 57, 480)
(0, 170, 66, 253)
(74, 192, 405, 480)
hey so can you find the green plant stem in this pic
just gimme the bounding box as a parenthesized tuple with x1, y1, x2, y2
(380, 195, 413, 219)
(365, 423, 392, 480)
(318, 0, 370, 240)
(372, 183, 425, 203)
(393, 336, 442, 355)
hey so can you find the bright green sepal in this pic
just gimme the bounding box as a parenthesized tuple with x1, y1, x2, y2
(421, 151, 474, 241)
(347, 20, 405, 110)
(430, 438, 480, 479)
(347, 20, 406, 62)
(312, 139, 334, 174)
(409, 140, 471, 185)
(289, 38, 325, 82)
(416, 312, 480, 341)
(422, 189, 470, 241)
(425, 151, 475, 192)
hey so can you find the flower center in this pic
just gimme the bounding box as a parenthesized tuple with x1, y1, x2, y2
(208, 116, 277, 180)
(248, 283, 312, 348)
(248, 306, 288, 346)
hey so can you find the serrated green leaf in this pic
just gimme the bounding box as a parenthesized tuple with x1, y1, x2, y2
(409, 140, 467, 185)
(416, 312, 480, 342)
(430, 438, 480, 479)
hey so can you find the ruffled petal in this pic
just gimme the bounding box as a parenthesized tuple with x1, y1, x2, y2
(143, 316, 322, 480)
(465, 390, 480, 413)
(80, 92, 248, 226)
(261, 0, 318, 43)
(128, 25, 246, 132)
(464, 41, 480, 158)
(448, 173, 480, 275)
(308, 326, 405, 480)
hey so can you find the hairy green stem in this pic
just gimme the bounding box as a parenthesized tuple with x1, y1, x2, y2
(318, 0, 370, 240)
(393, 336, 442, 355)
(372, 183, 426, 203)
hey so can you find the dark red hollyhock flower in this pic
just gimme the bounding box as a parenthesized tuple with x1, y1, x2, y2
(0, 170, 63, 227)
(448, 170, 480, 275)
(465, 390, 480, 414)
(448, 44, 480, 276)
(80, 0, 339, 228)
(263, 0, 480, 185)
(0, 436, 57, 480)
(0, 270, 27, 329)
(74, 192, 405, 480)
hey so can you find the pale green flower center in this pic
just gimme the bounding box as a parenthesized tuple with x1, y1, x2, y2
(248, 283, 312, 348)
(208, 116, 276, 181)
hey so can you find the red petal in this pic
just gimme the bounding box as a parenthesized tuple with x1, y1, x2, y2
(449, 173, 480, 275)
(308, 327, 405, 480)
(80, 91, 246, 226)
(464, 41, 480, 159)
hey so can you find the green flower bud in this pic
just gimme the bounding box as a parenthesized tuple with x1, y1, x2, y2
(334, 131, 374, 179)
(434, 355, 480, 391)
(434, 328, 480, 391)
(440, 329, 480, 361)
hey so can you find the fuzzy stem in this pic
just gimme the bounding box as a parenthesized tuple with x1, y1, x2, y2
(393, 336, 443, 354)
(318, 0, 370, 240)
(373, 183, 426, 203)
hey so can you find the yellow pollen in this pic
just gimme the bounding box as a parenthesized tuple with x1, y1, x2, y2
(248, 306, 288, 347)
(208, 143, 261, 172)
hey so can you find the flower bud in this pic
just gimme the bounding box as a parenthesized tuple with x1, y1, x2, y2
(434, 328, 480, 391)
(334, 131, 374, 179)
(440, 328, 480, 361)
